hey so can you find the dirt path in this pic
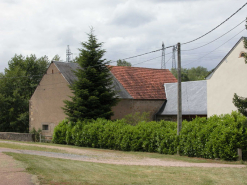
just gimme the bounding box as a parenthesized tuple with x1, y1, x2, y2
(0, 140, 246, 168)
(0, 152, 38, 185)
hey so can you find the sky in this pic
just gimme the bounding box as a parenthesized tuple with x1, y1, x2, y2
(0, 0, 246, 72)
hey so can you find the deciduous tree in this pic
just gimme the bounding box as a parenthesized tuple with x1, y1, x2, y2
(0, 54, 49, 132)
(117, 59, 131, 67)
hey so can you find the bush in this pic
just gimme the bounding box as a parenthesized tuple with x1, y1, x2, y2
(30, 128, 42, 142)
(53, 111, 247, 161)
(52, 119, 69, 144)
(179, 112, 247, 160)
(123, 112, 150, 126)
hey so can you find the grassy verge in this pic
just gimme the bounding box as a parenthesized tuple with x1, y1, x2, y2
(5, 152, 247, 185)
(0, 142, 68, 153)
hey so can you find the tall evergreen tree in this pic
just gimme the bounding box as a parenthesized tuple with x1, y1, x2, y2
(63, 30, 118, 122)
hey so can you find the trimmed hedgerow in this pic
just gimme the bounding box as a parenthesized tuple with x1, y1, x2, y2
(52, 111, 247, 161)
(179, 111, 247, 160)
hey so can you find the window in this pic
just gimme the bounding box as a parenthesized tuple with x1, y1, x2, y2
(42, 125, 49, 130)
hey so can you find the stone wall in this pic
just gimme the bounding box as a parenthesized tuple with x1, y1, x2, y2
(0, 132, 34, 142)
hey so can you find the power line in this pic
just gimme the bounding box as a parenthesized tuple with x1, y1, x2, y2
(166, 55, 172, 64)
(181, 2, 247, 45)
(122, 46, 174, 61)
(182, 19, 246, 51)
(118, 3, 247, 61)
(182, 28, 246, 67)
(132, 51, 173, 66)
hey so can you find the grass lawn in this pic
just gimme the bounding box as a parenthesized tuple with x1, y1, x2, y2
(5, 152, 247, 185)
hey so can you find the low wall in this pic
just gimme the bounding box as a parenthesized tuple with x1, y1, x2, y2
(0, 132, 34, 142)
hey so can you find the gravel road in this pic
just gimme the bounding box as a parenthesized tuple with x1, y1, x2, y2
(0, 141, 246, 168)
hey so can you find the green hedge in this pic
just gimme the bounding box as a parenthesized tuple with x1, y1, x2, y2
(52, 111, 247, 160)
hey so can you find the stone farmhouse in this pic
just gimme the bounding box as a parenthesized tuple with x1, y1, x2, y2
(29, 62, 177, 138)
(206, 36, 247, 117)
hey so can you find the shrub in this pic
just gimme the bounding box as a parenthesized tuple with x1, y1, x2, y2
(30, 128, 42, 142)
(52, 111, 247, 161)
(123, 112, 151, 126)
(179, 112, 247, 160)
(52, 119, 69, 144)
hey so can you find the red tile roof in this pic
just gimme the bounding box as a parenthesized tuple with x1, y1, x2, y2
(110, 66, 177, 99)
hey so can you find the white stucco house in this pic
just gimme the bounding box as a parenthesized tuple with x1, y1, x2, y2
(206, 37, 247, 117)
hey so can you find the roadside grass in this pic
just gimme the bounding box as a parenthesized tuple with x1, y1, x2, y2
(0, 139, 246, 165)
(5, 152, 247, 185)
(0, 142, 68, 153)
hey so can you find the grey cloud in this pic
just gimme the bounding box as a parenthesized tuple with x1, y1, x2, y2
(1, 0, 20, 4)
(110, 8, 156, 28)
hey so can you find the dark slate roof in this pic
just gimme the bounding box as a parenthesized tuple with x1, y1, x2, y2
(158, 80, 207, 115)
(206, 36, 246, 80)
(53, 61, 132, 99)
(53, 61, 79, 84)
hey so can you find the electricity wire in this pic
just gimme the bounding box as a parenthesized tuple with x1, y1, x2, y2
(132, 51, 173, 66)
(182, 28, 246, 67)
(182, 19, 246, 51)
(181, 2, 247, 45)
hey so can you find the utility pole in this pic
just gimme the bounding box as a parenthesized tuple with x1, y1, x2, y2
(177, 43, 182, 138)
(161, 42, 166, 69)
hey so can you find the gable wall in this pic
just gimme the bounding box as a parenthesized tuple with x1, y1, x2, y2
(29, 63, 72, 138)
(207, 39, 247, 117)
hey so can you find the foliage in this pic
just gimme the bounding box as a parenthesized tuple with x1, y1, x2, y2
(0, 54, 49, 132)
(233, 93, 247, 117)
(53, 111, 247, 161)
(52, 54, 61, 61)
(30, 128, 42, 142)
(179, 112, 247, 160)
(116, 59, 131, 67)
(63, 29, 119, 122)
(52, 119, 69, 144)
(53, 118, 178, 154)
(122, 112, 151, 126)
(171, 66, 209, 82)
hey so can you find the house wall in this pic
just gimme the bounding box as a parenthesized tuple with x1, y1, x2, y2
(111, 99, 164, 120)
(29, 63, 73, 139)
(207, 39, 247, 117)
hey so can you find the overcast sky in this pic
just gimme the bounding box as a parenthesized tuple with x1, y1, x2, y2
(0, 0, 246, 72)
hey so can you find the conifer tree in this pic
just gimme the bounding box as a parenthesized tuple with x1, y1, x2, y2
(63, 29, 118, 122)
